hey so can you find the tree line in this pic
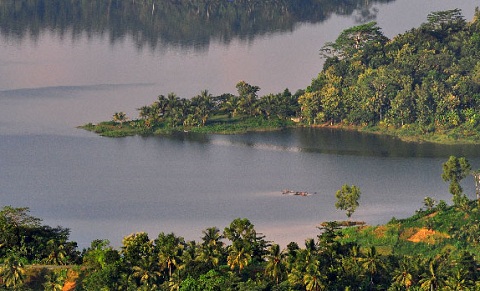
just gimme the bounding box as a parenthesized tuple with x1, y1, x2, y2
(128, 83, 300, 131)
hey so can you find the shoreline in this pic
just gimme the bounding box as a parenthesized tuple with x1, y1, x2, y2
(309, 123, 480, 145)
(80, 120, 480, 145)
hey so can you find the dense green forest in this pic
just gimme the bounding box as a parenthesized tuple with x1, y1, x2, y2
(0, 0, 391, 50)
(302, 8, 480, 143)
(1, 156, 479, 290)
(82, 8, 480, 144)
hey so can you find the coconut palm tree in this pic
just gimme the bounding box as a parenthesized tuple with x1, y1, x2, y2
(192, 90, 214, 126)
(153, 95, 169, 122)
(201, 227, 223, 248)
(112, 112, 128, 127)
(419, 258, 446, 291)
(303, 260, 326, 291)
(227, 244, 251, 273)
(286, 239, 318, 288)
(444, 269, 474, 290)
(303, 238, 318, 267)
(392, 257, 416, 290)
(155, 232, 185, 278)
(360, 246, 385, 287)
(181, 240, 198, 268)
(340, 245, 364, 289)
(165, 93, 180, 114)
(138, 105, 153, 120)
(220, 94, 239, 118)
(258, 93, 276, 119)
(174, 98, 191, 127)
(264, 244, 286, 285)
(0, 253, 26, 289)
(44, 239, 67, 265)
(284, 242, 300, 271)
(132, 255, 161, 290)
(197, 227, 224, 268)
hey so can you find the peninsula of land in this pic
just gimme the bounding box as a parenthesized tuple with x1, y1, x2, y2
(81, 9, 480, 144)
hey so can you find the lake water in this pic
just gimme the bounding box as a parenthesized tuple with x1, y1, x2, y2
(1, 0, 479, 249)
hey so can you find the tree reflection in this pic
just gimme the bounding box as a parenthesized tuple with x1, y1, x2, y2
(0, 0, 394, 51)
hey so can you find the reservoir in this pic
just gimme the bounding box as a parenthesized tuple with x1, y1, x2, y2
(0, 0, 479, 248)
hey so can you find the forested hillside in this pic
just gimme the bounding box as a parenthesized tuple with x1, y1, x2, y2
(1, 200, 479, 290)
(300, 8, 480, 142)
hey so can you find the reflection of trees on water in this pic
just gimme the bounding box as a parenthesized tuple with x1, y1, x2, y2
(294, 128, 480, 158)
(0, 0, 394, 51)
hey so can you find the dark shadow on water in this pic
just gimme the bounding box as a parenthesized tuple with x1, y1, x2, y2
(206, 127, 480, 158)
(296, 128, 480, 158)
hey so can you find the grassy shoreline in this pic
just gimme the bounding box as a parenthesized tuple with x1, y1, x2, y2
(79, 116, 297, 137)
(358, 124, 480, 145)
(307, 122, 480, 145)
(80, 118, 480, 145)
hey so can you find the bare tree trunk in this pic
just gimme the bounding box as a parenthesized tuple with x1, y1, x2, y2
(473, 171, 480, 202)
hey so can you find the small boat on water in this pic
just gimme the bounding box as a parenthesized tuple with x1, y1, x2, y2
(282, 189, 311, 196)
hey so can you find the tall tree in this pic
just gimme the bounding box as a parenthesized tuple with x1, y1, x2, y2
(164, 93, 182, 127)
(192, 90, 214, 126)
(121, 232, 154, 272)
(335, 184, 361, 219)
(223, 218, 267, 263)
(236, 81, 260, 117)
(360, 246, 385, 287)
(264, 244, 286, 285)
(132, 254, 161, 290)
(155, 232, 185, 279)
(441, 156, 471, 205)
(419, 258, 447, 291)
(321, 21, 388, 65)
(391, 256, 418, 290)
(424, 9, 466, 39)
(303, 260, 326, 291)
(298, 91, 320, 125)
(82, 239, 119, 271)
(198, 227, 224, 268)
(226, 244, 251, 273)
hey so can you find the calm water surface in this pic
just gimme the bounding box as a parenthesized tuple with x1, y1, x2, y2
(1, 0, 479, 248)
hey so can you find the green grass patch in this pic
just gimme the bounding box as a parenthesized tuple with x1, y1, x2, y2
(81, 117, 479, 144)
(339, 200, 480, 258)
(78, 122, 140, 137)
(80, 116, 296, 137)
